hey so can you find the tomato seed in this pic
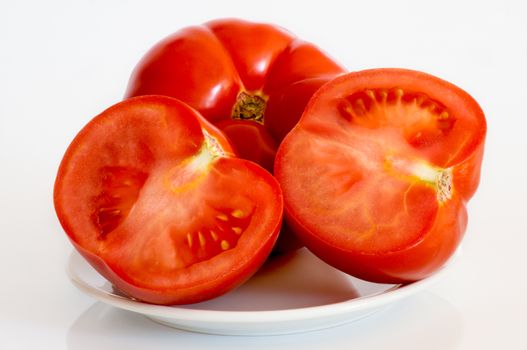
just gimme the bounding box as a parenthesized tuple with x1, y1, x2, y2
(198, 232, 206, 247)
(209, 230, 218, 241)
(216, 214, 228, 221)
(231, 209, 245, 218)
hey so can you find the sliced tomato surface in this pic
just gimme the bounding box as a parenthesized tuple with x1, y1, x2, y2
(54, 96, 283, 304)
(275, 69, 486, 283)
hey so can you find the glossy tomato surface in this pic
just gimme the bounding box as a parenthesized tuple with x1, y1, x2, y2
(275, 69, 486, 283)
(54, 96, 283, 305)
(125, 18, 345, 172)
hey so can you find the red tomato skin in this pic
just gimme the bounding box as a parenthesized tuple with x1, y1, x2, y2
(275, 69, 486, 283)
(206, 19, 293, 91)
(265, 76, 338, 142)
(55, 96, 283, 305)
(262, 39, 344, 94)
(214, 119, 277, 172)
(452, 142, 485, 201)
(125, 26, 242, 123)
(125, 18, 345, 160)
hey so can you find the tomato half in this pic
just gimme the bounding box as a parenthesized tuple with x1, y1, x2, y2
(54, 96, 283, 305)
(125, 18, 345, 172)
(275, 69, 486, 283)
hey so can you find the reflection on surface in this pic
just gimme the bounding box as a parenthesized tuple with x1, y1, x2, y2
(179, 248, 361, 311)
(67, 291, 463, 350)
(99, 248, 365, 311)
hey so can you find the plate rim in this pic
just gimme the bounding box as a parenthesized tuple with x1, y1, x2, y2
(66, 249, 452, 324)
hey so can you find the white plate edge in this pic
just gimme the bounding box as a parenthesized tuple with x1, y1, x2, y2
(66, 249, 455, 324)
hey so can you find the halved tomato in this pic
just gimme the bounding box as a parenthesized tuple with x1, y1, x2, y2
(125, 19, 343, 253)
(54, 96, 283, 304)
(275, 69, 486, 283)
(125, 18, 345, 172)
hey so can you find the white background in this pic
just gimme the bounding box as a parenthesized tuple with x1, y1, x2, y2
(1, 0, 526, 348)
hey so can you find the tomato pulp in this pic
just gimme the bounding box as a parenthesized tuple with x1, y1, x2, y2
(125, 18, 345, 172)
(54, 96, 283, 304)
(275, 69, 486, 283)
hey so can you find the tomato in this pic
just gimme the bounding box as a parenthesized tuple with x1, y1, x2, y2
(54, 96, 283, 305)
(275, 69, 486, 283)
(125, 18, 345, 172)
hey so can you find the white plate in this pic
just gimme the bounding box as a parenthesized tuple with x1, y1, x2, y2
(67, 248, 451, 335)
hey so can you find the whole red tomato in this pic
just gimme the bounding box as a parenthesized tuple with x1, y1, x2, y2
(275, 69, 486, 283)
(54, 96, 283, 305)
(125, 18, 345, 172)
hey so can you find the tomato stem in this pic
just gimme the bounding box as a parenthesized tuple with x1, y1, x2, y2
(437, 169, 453, 203)
(231, 91, 267, 124)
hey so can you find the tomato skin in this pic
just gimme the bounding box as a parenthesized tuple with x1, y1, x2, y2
(125, 25, 241, 123)
(125, 18, 345, 170)
(206, 19, 293, 91)
(452, 142, 485, 201)
(265, 76, 338, 142)
(214, 119, 277, 172)
(55, 96, 283, 304)
(275, 69, 486, 283)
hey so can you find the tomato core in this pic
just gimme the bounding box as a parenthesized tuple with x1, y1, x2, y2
(165, 143, 215, 194)
(384, 154, 453, 204)
(231, 91, 267, 124)
(203, 129, 228, 158)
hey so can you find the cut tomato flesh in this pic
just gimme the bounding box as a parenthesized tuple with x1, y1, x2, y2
(275, 69, 486, 282)
(94, 166, 148, 238)
(102, 157, 268, 282)
(303, 70, 485, 169)
(279, 126, 440, 253)
(54, 96, 283, 303)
